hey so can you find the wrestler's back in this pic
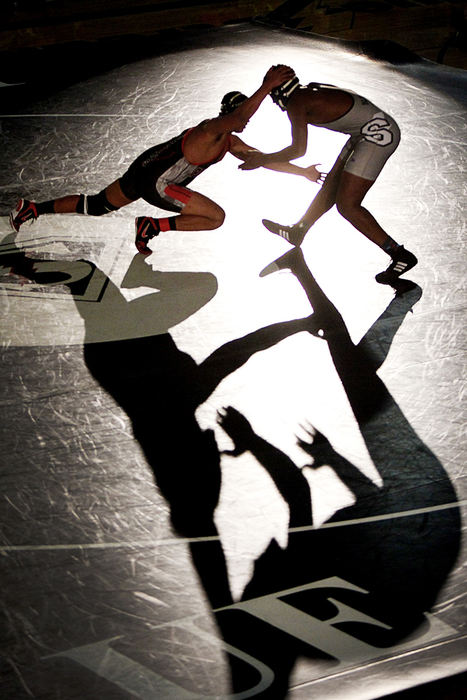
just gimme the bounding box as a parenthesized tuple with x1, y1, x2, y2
(299, 85, 355, 125)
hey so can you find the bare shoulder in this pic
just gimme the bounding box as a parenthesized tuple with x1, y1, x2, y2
(184, 118, 224, 151)
(184, 117, 230, 162)
(195, 115, 233, 137)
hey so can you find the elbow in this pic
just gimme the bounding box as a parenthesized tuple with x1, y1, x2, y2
(288, 144, 306, 160)
(294, 145, 307, 159)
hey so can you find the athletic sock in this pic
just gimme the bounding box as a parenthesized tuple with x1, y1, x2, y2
(158, 217, 178, 232)
(382, 236, 400, 255)
(35, 200, 56, 215)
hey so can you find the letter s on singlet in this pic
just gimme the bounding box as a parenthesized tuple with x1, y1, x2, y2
(361, 117, 393, 146)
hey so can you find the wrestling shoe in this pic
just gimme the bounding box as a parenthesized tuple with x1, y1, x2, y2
(262, 219, 306, 246)
(375, 246, 418, 285)
(135, 216, 159, 255)
(9, 199, 38, 232)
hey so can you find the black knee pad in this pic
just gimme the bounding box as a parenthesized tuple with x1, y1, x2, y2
(77, 190, 118, 216)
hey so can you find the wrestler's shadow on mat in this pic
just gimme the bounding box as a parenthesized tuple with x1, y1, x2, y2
(210, 248, 461, 697)
(3, 241, 461, 698)
(2, 237, 316, 604)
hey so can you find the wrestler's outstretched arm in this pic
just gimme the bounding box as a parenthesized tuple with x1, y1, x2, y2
(195, 65, 295, 144)
(230, 135, 325, 183)
(228, 65, 296, 127)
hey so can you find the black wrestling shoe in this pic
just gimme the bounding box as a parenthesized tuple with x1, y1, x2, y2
(375, 246, 418, 285)
(9, 199, 38, 232)
(135, 217, 159, 255)
(262, 219, 305, 246)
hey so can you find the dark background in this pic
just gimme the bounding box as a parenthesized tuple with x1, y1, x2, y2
(1, 0, 466, 105)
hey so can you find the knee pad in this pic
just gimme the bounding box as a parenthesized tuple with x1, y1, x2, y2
(77, 190, 118, 216)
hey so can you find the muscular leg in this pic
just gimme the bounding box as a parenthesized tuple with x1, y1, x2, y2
(332, 170, 418, 284)
(135, 187, 225, 255)
(104, 180, 135, 208)
(106, 181, 226, 230)
(52, 180, 135, 213)
(20, 180, 135, 217)
(297, 157, 346, 231)
(261, 166, 417, 284)
(262, 157, 345, 246)
(334, 171, 392, 248)
(9, 179, 135, 231)
(168, 190, 225, 231)
(261, 143, 417, 283)
(50, 195, 81, 213)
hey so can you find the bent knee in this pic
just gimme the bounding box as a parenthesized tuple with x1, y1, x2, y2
(77, 190, 119, 216)
(209, 205, 225, 229)
(336, 198, 358, 221)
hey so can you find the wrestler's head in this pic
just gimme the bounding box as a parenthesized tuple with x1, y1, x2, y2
(219, 91, 248, 116)
(270, 74, 301, 111)
(219, 91, 251, 132)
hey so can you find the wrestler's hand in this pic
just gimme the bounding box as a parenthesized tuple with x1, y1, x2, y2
(303, 163, 326, 184)
(238, 152, 268, 171)
(262, 64, 295, 90)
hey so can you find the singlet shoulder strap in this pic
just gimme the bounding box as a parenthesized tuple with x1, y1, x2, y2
(306, 82, 338, 90)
